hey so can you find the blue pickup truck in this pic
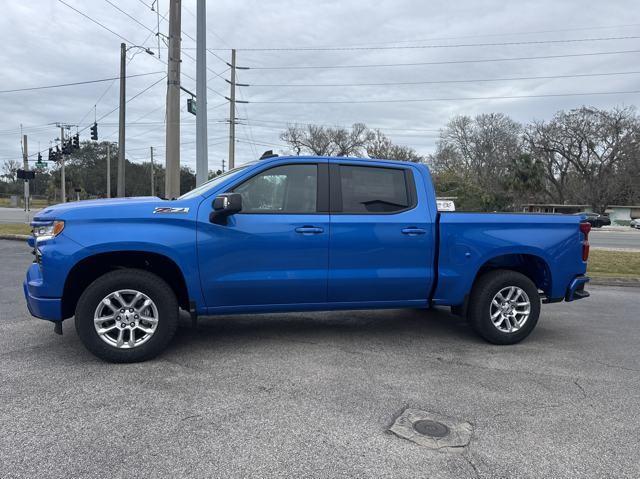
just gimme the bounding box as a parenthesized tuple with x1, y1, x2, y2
(23, 154, 591, 362)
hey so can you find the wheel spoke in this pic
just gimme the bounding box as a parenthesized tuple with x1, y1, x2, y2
(129, 292, 143, 308)
(139, 314, 158, 324)
(137, 324, 154, 334)
(491, 309, 502, 319)
(97, 324, 117, 335)
(136, 299, 152, 314)
(113, 291, 126, 308)
(102, 298, 115, 311)
(116, 329, 124, 348)
(94, 314, 115, 324)
(128, 330, 135, 348)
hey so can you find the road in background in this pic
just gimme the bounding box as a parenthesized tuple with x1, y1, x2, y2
(2, 239, 639, 478)
(590, 229, 640, 250)
(0, 207, 37, 223)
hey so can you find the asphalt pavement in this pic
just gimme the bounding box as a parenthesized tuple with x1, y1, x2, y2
(1, 239, 639, 478)
(0, 206, 36, 223)
(590, 229, 640, 250)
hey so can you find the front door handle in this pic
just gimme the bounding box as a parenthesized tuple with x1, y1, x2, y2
(295, 226, 324, 235)
(401, 227, 427, 236)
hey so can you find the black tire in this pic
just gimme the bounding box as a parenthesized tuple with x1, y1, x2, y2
(75, 269, 178, 363)
(468, 269, 540, 345)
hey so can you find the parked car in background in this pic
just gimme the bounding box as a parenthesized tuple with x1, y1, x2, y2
(584, 212, 611, 228)
(630, 218, 640, 229)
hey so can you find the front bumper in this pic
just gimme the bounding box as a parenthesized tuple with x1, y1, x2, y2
(23, 263, 63, 321)
(565, 275, 590, 302)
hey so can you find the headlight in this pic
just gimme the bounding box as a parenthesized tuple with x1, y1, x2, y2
(32, 220, 65, 241)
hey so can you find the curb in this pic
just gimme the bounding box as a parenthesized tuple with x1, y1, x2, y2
(0, 234, 29, 241)
(590, 277, 640, 288)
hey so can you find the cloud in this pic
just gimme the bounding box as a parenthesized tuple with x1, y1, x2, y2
(1, 0, 639, 172)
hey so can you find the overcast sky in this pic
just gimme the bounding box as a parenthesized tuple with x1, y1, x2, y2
(1, 0, 640, 173)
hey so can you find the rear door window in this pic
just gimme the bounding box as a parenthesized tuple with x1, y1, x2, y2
(338, 165, 412, 213)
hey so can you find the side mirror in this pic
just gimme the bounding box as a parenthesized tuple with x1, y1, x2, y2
(209, 193, 242, 224)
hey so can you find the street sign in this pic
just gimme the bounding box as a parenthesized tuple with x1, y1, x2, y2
(17, 169, 36, 180)
(187, 98, 196, 115)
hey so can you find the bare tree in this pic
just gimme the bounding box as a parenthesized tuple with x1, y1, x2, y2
(1, 159, 21, 183)
(366, 129, 424, 162)
(526, 107, 640, 212)
(430, 113, 523, 210)
(280, 123, 372, 156)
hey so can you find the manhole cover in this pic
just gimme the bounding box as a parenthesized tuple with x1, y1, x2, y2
(389, 409, 473, 449)
(413, 419, 449, 438)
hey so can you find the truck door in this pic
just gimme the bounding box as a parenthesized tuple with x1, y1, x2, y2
(328, 162, 435, 304)
(197, 160, 330, 309)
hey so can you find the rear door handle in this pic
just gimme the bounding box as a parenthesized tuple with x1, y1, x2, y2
(402, 227, 427, 236)
(295, 226, 324, 235)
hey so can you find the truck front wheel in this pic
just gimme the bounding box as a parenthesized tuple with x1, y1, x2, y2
(468, 270, 541, 345)
(75, 269, 179, 363)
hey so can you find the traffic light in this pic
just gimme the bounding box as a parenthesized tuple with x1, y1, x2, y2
(72, 133, 80, 149)
(90, 122, 98, 141)
(62, 141, 70, 155)
(48, 148, 53, 162)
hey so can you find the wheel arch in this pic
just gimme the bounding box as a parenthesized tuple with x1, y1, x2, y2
(473, 253, 552, 296)
(61, 250, 190, 319)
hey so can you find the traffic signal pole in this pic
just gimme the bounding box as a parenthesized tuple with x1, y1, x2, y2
(227, 49, 236, 170)
(106, 143, 111, 198)
(117, 42, 126, 197)
(165, 0, 182, 199)
(22, 135, 29, 213)
(195, 0, 208, 186)
(150, 146, 155, 196)
(60, 126, 66, 203)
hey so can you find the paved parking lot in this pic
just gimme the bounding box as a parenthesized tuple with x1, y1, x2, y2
(1, 239, 639, 478)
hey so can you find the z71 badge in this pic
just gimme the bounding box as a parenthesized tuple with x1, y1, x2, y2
(153, 207, 190, 214)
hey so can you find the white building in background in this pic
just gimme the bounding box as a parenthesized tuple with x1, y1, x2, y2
(522, 204, 640, 225)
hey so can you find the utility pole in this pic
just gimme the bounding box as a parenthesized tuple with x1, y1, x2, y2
(227, 49, 236, 170)
(195, 0, 208, 186)
(106, 143, 111, 198)
(118, 42, 126, 197)
(60, 126, 66, 203)
(165, 0, 181, 199)
(150, 146, 155, 196)
(22, 135, 29, 213)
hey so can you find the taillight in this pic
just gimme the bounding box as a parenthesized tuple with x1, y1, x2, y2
(580, 222, 591, 261)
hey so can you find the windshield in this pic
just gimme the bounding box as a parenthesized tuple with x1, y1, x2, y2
(178, 165, 250, 200)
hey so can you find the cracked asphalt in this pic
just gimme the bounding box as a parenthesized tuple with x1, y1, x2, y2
(1, 239, 639, 478)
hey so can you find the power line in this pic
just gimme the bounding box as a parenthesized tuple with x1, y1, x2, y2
(250, 89, 640, 104)
(247, 49, 640, 70)
(209, 34, 640, 52)
(77, 75, 166, 134)
(0, 71, 165, 94)
(249, 70, 640, 88)
(58, 0, 135, 44)
(105, 0, 157, 35)
(335, 22, 640, 47)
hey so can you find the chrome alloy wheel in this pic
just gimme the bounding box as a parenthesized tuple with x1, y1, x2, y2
(490, 286, 531, 333)
(93, 289, 159, 349)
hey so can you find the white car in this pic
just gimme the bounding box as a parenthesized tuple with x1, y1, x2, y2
(631, 218, 640, 229)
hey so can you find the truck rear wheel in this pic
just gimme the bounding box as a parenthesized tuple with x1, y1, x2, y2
(468, 270, 540, 345)
(75, 269, 178, 363)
